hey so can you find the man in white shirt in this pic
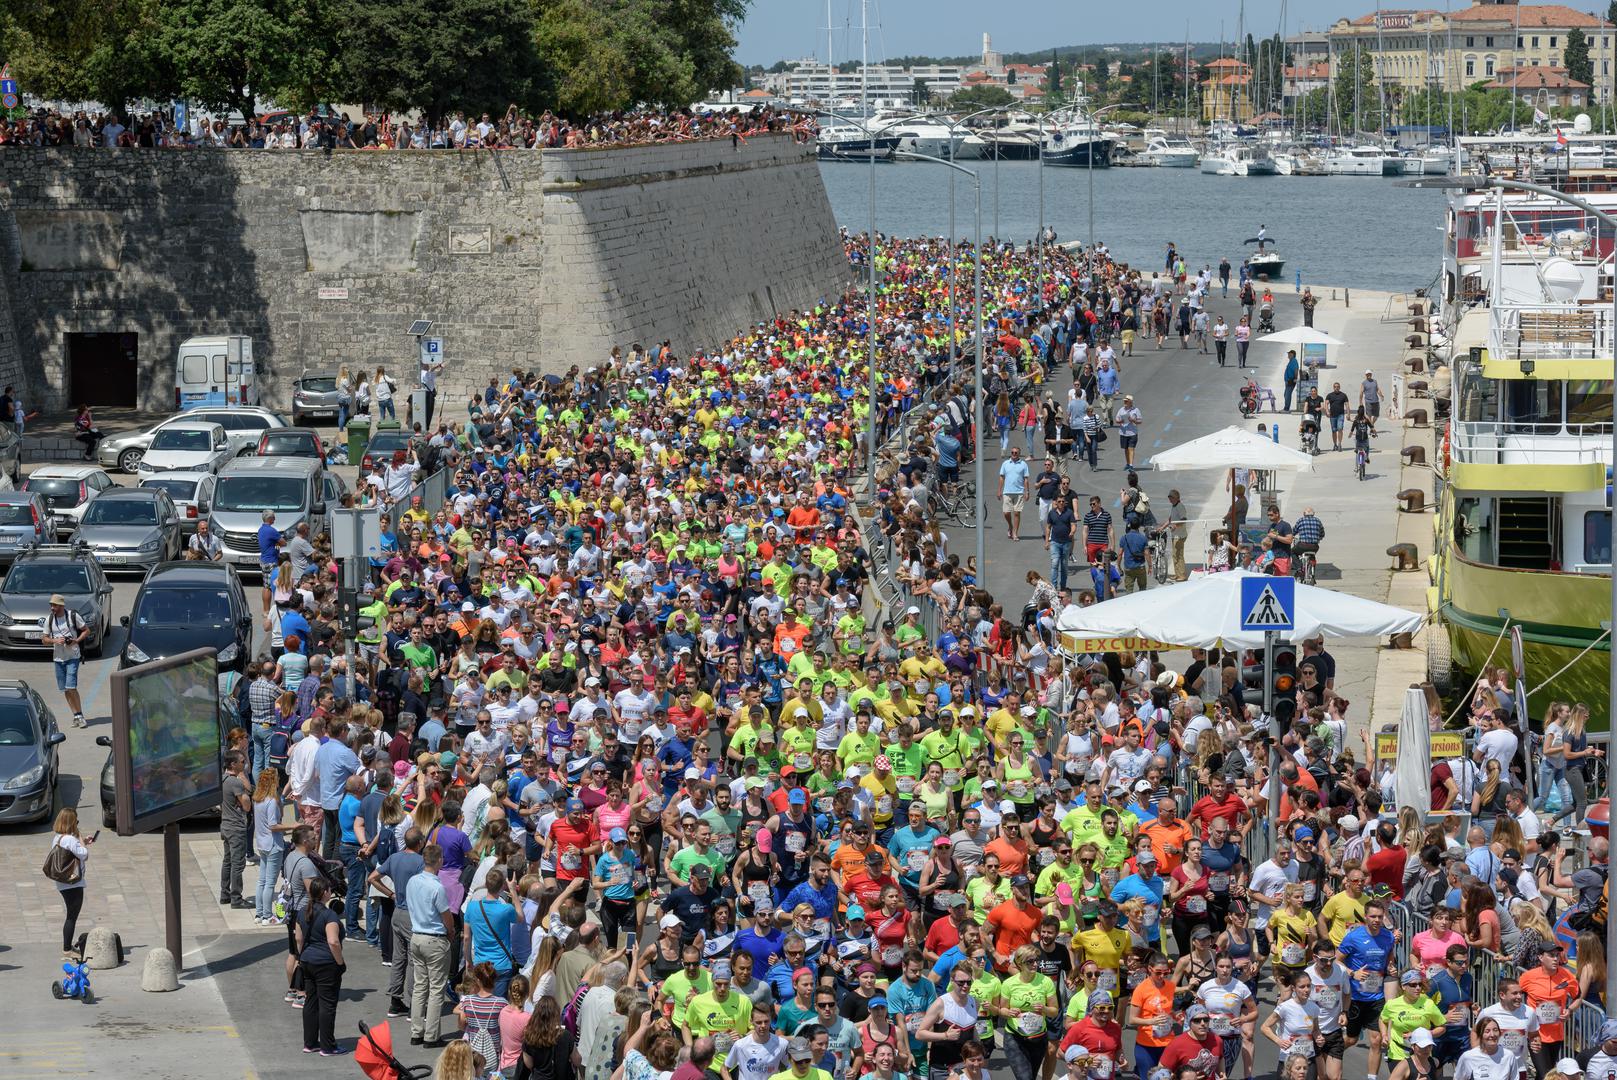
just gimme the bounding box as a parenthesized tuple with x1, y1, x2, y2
(285, 723, 322, 829)
(1477, 713, 1519, 772)
(1247, 843, 1299, 934)
(726, 1010, 788, 1080)
(1478, 978, 1540, 1064)
(1504, 789, 1542, 852)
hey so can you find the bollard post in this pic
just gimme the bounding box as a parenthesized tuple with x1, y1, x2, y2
(1345, 287, 1351, 308)
(1295, 270, 1301, 293)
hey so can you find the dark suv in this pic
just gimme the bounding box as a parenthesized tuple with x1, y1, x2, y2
(118, 561, 253, 672)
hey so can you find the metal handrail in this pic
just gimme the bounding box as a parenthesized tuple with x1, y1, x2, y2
(1490, 303, 1615, 362)
(1450, 419, 1613, 465)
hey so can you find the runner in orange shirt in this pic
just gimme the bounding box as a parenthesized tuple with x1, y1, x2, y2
(1141, 794, 1193, 877)
(1128, 953, 1179, 1076)
(985, 876, 1044, 967)
(1518, 946, 1581, 1076)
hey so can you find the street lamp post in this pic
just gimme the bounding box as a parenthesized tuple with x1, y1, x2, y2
(1405, 171, 1617, 1012)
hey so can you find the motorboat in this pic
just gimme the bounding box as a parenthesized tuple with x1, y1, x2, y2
(1200, 143, 1278, 176)
(1143, 135, 1199, 168)
(1325, 144, 1399, 176)
(885, 118, 966, 160)
(1041, 104, 1114, 168)
(817, 123, 900, 162)
(973, 112, 1044, 160)
(953, 132, 988, 160)
(1272, 148, 1326, 176)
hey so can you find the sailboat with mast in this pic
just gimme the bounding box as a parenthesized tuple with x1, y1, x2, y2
(815, 0, 902, 161)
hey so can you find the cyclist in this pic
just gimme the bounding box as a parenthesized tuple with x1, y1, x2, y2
(1292, 508, 1325, 568)
(1350, 407, 1375, 474)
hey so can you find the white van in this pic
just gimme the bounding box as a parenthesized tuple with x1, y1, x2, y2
(175, 335, 259, 412)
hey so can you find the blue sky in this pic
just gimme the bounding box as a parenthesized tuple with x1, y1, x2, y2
(735, 0, 1411, 64)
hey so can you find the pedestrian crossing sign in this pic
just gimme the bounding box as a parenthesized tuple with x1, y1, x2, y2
(1239, 576, 1294, 632)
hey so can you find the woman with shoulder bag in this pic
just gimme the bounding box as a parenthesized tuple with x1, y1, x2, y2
(46, 808, 93, 957)
(295, 877, 346, 1056)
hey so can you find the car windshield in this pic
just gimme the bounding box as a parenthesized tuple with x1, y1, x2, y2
(140, 478, 198, 499)
(299, 377, 338, 393)
(82, 500, 159, 526)
(0, 700, 36, 746)
(213, 476, 304, 512)
(151, 429, 214, 452)
(370, 435, 410, 454)
(25, 478, 82, 499)
(134, 588, 232, 629)
(261, 434, 314, 455)
(0, 505, 34, 526)
(4, 563, 91, 595)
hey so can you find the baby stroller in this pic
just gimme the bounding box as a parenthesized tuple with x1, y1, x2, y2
(1256, 298, 1276, 334)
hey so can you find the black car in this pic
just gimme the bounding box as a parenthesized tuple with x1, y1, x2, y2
(0, 681, 65, 824)
(119, 561, 253, 673)
(359, 430, 413, 473)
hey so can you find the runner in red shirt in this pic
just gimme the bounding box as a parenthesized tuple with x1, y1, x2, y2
(1189, 776, 1250, 839)
(1061, 992, 1125, 1075)
(1159, 1005, 1225, 1080)
(550, 797, 602, 899)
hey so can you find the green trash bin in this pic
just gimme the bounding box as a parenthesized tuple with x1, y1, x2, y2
(345, 419, 372, 464)
(373, 419, 401, 435)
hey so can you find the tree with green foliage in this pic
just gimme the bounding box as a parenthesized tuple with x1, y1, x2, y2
(1565, 28, 1593, 91)
(1046, 56, 1064, 105)
(1, 0, 175, 114)
(1334, 43, 1382, 132)
(154, 0, 303, 123)
(949, 84, 1014, 110)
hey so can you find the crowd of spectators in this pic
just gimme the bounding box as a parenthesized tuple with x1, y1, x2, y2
(0, 104, 813, 151)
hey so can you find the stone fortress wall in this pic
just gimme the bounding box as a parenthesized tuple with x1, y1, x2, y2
(0, 135, 849, 413)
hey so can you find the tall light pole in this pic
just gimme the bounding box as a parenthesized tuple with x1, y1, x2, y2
(1406, 171, 1617, 1012)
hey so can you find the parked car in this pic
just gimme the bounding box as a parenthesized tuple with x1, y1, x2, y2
(359, 430, 413, 473)
(0, 681, 65, 824)
(255, 426, 325, 461)
(136, 421, 233, 476)
(98, 406, 287, 474)
(138, 472, 217, 534)
(291, 372, 342, 426)
(23, 465, 115, 539)
(0, 547, 113, 656)
(68, 488, 183, 572)
(210, 457, 341, 569)
(119, 560, 253, 671)
(0, 491, 51, 564)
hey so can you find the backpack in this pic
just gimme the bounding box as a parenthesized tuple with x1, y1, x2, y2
(44, 837, 82, 885)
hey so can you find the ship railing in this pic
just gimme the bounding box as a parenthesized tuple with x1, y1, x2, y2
(1449, 419, 1612, 466)
(1490, 302, 1614, 362)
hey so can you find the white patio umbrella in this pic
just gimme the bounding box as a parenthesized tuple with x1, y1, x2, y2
(1053, 568, 1423, 650)
(1148, 426, 1316, 473)
(1393, 685, 1434, 818)
(1260, 326, 1347, 348)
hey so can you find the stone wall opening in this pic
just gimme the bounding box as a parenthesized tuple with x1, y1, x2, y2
(66, 332, 139, 407)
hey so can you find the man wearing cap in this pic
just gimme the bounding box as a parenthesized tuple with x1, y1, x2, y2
(1060, 990, 1125, 1078)
(1585, 1021, 1617, 1080)
(1160, 1004, 1225, 1080)
(1110, 850, 1165, 948)
(550, 796, 601, 903)
(1519, 944, 1581, 1080)
(663, 942, 714, 1032)
(921, 711, 969, 800)
(1383, 972, 1448, 1072)
(768, 1037, 832, 1080)
(986, 875, 1045, 968)
(861, 754, 901, 843)
(687, 959, 753, 1050)
(44, 592, 90, 726)
(769, 791, 819, 894)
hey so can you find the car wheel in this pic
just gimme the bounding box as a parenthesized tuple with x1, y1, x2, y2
(102, 806, 115, 830)
(117, 448, 143, 474)
(84, 628, 102, 660)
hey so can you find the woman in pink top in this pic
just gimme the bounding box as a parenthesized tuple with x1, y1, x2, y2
(595, 780, 635, 836)
(498, 973, 534, 1076)
(1411, 906, 1467, 975)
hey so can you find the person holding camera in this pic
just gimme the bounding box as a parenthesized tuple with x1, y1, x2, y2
(294, 875, 346, 1056)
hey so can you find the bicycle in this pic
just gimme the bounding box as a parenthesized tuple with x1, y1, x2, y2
(1292, 548, 1317, 586)
(1355, 445, 1369, 481)
(1149, 540, 1170, 584)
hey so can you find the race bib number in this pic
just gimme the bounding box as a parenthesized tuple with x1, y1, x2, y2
(1287, 1040, 1315, 1060)
(1315, 989, 1339, 1013)
(1502, 1032, 1526, 1054)
(1209, 872, 1230, 892)
(816, 797, 834, 814)
(813, 917, 831, 936)
(1143, 904, 1160, 927)
(876, 796, 893, 815)
(610, 865, 630, 886)
(1152, 1017, 1172, 1039)
(1097, 970, 1118, 992)
(1280, 943, 1305, 966)
(1425, 963, 1443, 979)
(897, 776, 916, 794)
(1302, 881, 1317, 902)
(748, 884, 771, 904)
(1091, 1057, 1113, 1079)
(935, 892, 964, 910)
(645, 795, 665, 814)
(1211, 1016, 1235, 1036)
(1452, 1005, 1472, 1027)
(975, 1017, 993, 1039)
(623, 721, 642, 742)
(1037, 847, 1056, 867)
(1185, 896, 1207, 914)
(561, 851, 582, 871)
(907, 850, 928, 873)
(1018, 1012, 1047, 1037)
(1009, 782, 1028, 800)
(794, 753, 813, 771)
(943, 770, 960, 788)
(882, 946, 904, 967)
(907, 1014, 923, 1034)
(785, 832, 807, 854)
(1538, 1002, 1562, 1024)
(714, 835, 735, 857)
(1101, 869, 1119, 890)
(714, 1032, 736, 1054)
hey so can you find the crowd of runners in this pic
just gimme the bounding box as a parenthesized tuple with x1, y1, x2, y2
(175, 227, 1614, 1080)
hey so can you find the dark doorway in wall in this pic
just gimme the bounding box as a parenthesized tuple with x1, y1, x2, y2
(67, 333, 138, 407)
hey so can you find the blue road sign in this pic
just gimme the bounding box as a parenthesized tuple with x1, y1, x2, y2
(1239, 575, 1295, 633)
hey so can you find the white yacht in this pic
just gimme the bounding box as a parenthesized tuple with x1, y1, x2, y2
(1271, 147, 1326, 175)
(1325, 144, 1396, 175)
(953, 132, 988, 160)
(884, 118, 966, 160)
(1200, 143, 1278, 176)
(1143, 135, 1199, 168)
